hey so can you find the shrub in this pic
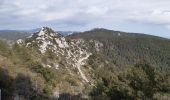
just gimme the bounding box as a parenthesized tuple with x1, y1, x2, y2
(90, 60, 170, 100)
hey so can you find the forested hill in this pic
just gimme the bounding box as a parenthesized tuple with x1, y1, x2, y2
(68, 28, 170, 72)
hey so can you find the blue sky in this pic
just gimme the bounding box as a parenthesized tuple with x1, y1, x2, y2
(0, 0, 170, 38)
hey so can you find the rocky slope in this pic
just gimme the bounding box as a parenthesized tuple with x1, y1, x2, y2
(25, 27, 92, 82)
(16, 27, 99, 97)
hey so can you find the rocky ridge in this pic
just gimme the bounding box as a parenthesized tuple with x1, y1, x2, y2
(17, 27, 98, 84)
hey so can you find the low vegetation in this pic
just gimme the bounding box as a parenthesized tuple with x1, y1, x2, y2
(90, 61, 170, 100)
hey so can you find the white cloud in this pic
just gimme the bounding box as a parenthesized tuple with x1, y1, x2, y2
(0, 0, 170, 38)
(86, 6, 109, 15)
(1, 0, 170, 24)
(129, 9, 170, 25)
(43, 11, 75, 21)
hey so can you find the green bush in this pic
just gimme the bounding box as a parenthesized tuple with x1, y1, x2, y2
(90, 61, 170, 100)
(29, 62, 56, 83)
(0, 40, 10, 57)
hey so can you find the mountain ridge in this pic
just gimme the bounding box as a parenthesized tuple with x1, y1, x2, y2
(19, 27, 93, 84)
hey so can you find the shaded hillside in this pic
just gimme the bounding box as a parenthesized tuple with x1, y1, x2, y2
(68, 28, 170, 72)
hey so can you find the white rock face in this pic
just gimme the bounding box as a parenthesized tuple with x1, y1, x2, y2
(39, 40, 49, 53)
(17, 39, 23, 44)
(94, 40, 103, 52)
(23, 27, 93, 83)
(55, 37, 69, 48)
(47, 64, 52, 68)
(38, 28, 46, 36)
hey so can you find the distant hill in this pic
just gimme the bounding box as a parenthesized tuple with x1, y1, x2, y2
(0, 29, 77, 41)
(0, 30, 34, 41)
(57, 31, 78, 36)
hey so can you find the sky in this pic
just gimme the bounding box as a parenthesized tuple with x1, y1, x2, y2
(0, 0, 170, 38)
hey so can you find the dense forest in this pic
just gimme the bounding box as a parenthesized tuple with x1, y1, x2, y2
(69, 28, 170, 73)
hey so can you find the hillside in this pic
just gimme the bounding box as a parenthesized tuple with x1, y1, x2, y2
(0, 27, 169, 100)
(68, 28, 170, 72)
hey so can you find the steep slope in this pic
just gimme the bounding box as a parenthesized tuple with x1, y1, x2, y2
(18, 27, 94, 85)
